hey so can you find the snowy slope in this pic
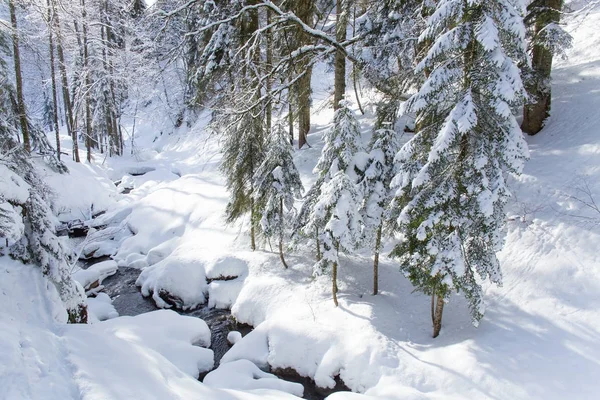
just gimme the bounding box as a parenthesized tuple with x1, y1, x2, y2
(3, 2, 600, 400)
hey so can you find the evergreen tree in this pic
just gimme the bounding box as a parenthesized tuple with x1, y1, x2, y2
(253, 125, 304, 268)
(305, 99, 363, 306)
(360, 121, 403, 295)
(0, 98, 87, 324)
(219, 104, 266, 251)
(391, 0, 529, 337)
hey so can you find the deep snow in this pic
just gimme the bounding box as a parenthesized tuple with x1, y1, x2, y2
(2, 2, 600, 400)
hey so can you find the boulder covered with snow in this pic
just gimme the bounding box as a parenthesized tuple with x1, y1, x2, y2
(99, 309, 213, 378)
(87, 293, 118, 322)
(203, 359, 304, 397)
(73, 260, 118, 292)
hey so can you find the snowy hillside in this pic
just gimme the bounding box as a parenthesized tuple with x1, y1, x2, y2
(2, 1, 600, 400)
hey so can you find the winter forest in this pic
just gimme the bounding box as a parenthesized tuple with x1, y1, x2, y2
(1, 0, 599, 399)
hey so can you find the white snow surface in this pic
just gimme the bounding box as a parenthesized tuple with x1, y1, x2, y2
(204, 359, 304, 396)
(4, 3, 600, 399)
(72, 260, 118, 289)
(87, 293, 119, 322)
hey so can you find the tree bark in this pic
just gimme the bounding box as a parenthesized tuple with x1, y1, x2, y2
(293, 0, 313, 149)
(432, 294, 445, 338)
(52, 0, 78, 162)
(333, 0, 347, 111)
(9, 0, 30, 153)
(250, 199, 256, 251)
(522, 0, 563, 135)
(46, 0, 61, 160)
(81, 0, 93, 162)
(332, 260, 339, 307)
(279, 198, 289, 269)
(315, 227, 321, 261)
(266, 8, 273, 136)
(373, 223, 382, 295)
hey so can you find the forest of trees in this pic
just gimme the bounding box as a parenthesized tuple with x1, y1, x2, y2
(0, 0, 574, 336)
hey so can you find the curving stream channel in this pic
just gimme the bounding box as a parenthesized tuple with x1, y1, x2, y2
(91, 264, 349, 400)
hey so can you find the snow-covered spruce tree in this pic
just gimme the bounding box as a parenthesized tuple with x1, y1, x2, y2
(253, 125, 304, 268)
(390, 0, 529, 338)
(359, 117, 403, 295)
(305, 99, 363, 306)
(0, 120, 87, 323)
(219, 104, 266, 251)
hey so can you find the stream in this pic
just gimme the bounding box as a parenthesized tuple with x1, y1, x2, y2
(91, 264, 349, 399)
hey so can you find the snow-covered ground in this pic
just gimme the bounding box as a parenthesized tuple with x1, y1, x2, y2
(2, 3, 600, 400)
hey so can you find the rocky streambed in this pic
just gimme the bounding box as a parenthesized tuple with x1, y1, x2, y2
(90, 263, 350, 400)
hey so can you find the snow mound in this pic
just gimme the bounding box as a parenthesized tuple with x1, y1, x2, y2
(136, 244, 208, 310)
(208, 279, 244, 309)
(227, 331, 242, 345)
(87, 293, 119, 322)
(203, 359, 304, 397)
(97, 309, 213, 378)
(205, 255, 249, 280)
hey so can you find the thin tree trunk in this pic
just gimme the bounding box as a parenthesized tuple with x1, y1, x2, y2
(333, 0, 347, 111)
(47, 0, 60, 160)
(81, 0, 93, 162)
(332, 260, 338, 307)
(9, 0, 30, 153)
(266, 9, 273, 136)
(288, 101, 294, 145)
(294, 0, 313, 149)
(278, 198, 289, 269)
(373, 223, 382, 295)
(315, 227, 321, 261)
(351, 5, 364, 115)
(521, 0, 563, 135)
(52, 0, 78, 162)
(250, 194, 257, 251)
(432, 294, 444, 338)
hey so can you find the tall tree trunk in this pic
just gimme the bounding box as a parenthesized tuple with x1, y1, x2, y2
(265, 8, 273, 136)
(373, 223, 382, 295)
(333, 0, 347, 111)
(250, 200, 256, 251)
(432, 293, 445, 338)
(81, 0, 93, 162)
(9, 0, 30, 153)
(278, 198, 289, 268)
(332, 241, 340, 307)
(315, 227, 321, 261)
(332, 260, 339, 307)
(47, 0, 61, 160)
(293, 0, 313, 149)
(52, 0, 78, 162)
(521, 0, 563, 135)
(288, 101, 294, 145)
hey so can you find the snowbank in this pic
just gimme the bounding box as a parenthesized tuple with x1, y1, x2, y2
(204, 359, 304, 397)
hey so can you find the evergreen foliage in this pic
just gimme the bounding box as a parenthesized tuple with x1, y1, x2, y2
(390, 0, 529, 329)
(253, 125, 304, 267)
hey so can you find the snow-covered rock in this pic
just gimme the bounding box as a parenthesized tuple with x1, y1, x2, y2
(73, 260, 118, 291)
(227, 331, 242, 345)
(87, 293, 118, 322)
(203, 359, 304, 397)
